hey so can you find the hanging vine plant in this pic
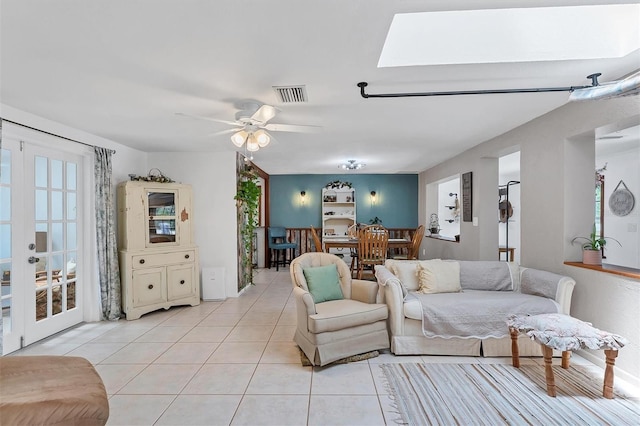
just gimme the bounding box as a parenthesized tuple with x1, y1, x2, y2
(235, 166, 261, 285)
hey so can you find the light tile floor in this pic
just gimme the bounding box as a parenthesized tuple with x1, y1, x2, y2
(10, 268, 639, 425)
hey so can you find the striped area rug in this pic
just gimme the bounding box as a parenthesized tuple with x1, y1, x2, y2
(381, 363, 640, 425)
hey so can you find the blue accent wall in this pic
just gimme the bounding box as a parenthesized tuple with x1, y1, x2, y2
(270, 174, 418, 228)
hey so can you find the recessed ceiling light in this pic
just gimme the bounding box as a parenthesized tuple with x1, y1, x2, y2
(378, 5, 640, 67)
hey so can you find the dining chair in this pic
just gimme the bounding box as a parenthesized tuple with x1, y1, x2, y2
(356, 225, 389, 280)
(268, 227, 297, 271)
(347, 224, 359, 277)
(393, 224, 425, 260)
(309, 226, 323, 252)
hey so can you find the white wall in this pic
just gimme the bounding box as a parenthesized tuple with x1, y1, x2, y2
(419, 96, 640, 383)
(566, 266, 640, 385)
(147, 152, 239, 298)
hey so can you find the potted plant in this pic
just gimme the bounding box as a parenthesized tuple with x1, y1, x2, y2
(235, 167, 261, 285)
(571, 224, 621, 265)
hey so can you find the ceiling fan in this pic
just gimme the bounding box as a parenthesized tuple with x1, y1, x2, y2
(176, 101, 321, 152)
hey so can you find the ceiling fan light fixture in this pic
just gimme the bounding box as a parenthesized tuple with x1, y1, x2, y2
(339, 160, 366, 170)
(246, 135, 260, 152)
(231, 130, 248, 147)
(255, 129, 271, 147)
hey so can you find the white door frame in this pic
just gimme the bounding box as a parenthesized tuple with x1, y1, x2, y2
(1, 137, 25, 353)
(2, 122, 98, 353)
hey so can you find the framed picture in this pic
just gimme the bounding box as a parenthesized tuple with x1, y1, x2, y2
(462, 172, 473, 222)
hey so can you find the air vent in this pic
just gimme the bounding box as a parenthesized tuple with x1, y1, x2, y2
(597, 136, 624, 140)
(273, 85, 308, 103)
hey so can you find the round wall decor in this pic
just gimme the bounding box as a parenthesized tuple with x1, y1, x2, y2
(498, 200, 513, 223)
(609, 180, 635, 217)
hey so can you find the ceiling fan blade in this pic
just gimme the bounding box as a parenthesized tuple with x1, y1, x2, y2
(175, 112, 239, 126)
(208, 128, 241, 137)
(264, 123, 323, 133)
(251, 104, 278, 124)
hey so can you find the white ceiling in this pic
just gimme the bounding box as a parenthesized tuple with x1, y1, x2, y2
(596, 124, 640, 157)
(2, 1, 639, 175)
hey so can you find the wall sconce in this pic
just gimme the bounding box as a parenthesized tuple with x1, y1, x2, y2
(370, 191, 377, 206)
(300, 190, 307, 206)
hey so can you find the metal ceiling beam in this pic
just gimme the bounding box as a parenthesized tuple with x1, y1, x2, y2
(357, 73, 601, 99)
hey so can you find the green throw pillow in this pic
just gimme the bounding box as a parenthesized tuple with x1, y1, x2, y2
(303, 264, 344, 303)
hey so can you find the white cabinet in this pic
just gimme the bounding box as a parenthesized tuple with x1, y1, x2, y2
(322, 188, 356, 241)
(117, 181, 200, 320)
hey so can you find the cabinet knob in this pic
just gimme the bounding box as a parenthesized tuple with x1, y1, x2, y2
(180, 280, 185, 284)
(184, 254, 190, 259)
(148, 284, 153, 290)
(139, 259, 145, 264)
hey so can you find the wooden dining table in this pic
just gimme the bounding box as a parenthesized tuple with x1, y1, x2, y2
(323, 238, 412, 253)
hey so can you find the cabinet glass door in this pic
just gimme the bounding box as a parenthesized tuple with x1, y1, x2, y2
(147, 191, 176, 244)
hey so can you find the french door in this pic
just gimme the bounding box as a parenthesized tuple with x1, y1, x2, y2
(1, 136, 85, 353)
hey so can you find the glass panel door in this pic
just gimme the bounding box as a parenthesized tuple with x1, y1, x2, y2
(147, 191, 177, 245)
(24, 145, 83, 345)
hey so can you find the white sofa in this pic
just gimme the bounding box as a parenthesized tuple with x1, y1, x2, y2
(375, 259, 576, 357)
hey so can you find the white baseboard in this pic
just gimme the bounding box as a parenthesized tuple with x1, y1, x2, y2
(577, 349, 640, 390)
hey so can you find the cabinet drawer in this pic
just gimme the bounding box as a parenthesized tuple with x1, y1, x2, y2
(131, 267, 166, 307)
(132, 251, 195, 268)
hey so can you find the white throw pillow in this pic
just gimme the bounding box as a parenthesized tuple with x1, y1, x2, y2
(417, 260, 461, 294)
(387, 260, 421, 291)
(391, 262, 420, 292)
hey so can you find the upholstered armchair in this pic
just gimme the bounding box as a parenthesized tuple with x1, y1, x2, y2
(290, 252, 389, 366)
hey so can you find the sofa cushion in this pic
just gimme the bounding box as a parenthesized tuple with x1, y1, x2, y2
(303, 264, 344, 303)
(458, 261, 514, 291)
(391, 262, 420, 291)
(309, 299, 388, 333)
(403, 296, 423, 320)
(417, 260, 461, 294)
(385, 259, 421, 291)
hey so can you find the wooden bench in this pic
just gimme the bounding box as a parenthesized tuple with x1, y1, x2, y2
(507, 313, 627, 399)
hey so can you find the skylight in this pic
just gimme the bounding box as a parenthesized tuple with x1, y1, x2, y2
(378, 5, 640, 67)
